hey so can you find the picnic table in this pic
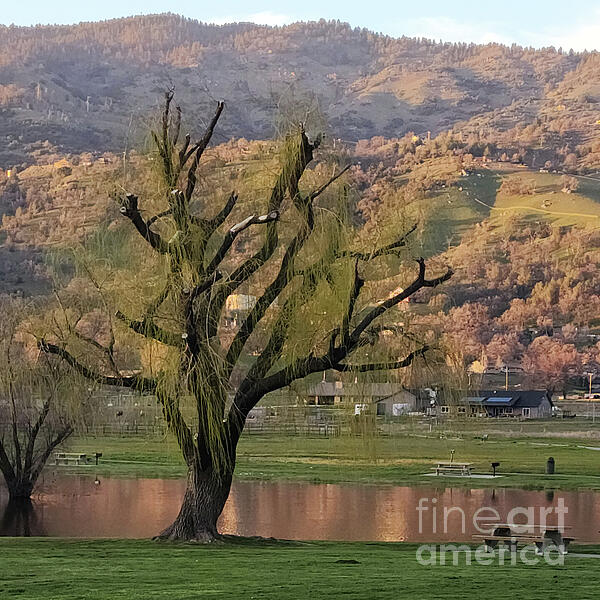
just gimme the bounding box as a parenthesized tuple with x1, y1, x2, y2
(474, 523, 575, 554)
(432, 461, 473, 476)
(54, 452, 102, 466)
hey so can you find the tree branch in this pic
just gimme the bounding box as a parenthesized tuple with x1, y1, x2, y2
(343, 224, 418, 261)
(307, 164, 351, 201)
(38, 340, 157, 391)
(224, 195, 319, 376)
(184, 101, 225, 200)
(331, 346, 428, 371)
(204, 191, 238, 231)
(205, 211, 279, 276)
(156, 89, 175, 187)
(115, 311, 184, 349)
(0, 439, 16, 483)
(349, 258, 453, 344)
(169, 189, 191, 235)
(72, 330, 119, 375)
(119, 194, 170, 254)
(147, 209, 172, 227)
(157, 390, 196, 465)
(30, 424, 74, 484)
(23, 396, 52, 475)
(341, 259, 364, 345)
(227, 261, 451, 436)
(231, 252, 335, 415)
(207, 130, 320, 340)
(38, 340, 196, 464)
(171, 105, 182, 147)
(178, 133, 191, 167)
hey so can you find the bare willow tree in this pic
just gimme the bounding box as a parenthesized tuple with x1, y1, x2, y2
(0, 297, 75, 501)
(40, 92, 452, 541)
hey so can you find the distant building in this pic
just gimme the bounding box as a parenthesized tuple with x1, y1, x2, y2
(224, 294, 258, 327)
(430, 390, 553, 419)
(225, 294, 257, 312)
(304, 381, 417, 416)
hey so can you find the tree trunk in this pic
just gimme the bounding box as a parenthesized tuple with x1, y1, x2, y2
(5, 476, 34, 501)
(156, 462, 234, 542)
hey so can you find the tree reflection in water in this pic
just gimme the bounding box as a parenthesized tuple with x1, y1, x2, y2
(0, 498, 45, 537)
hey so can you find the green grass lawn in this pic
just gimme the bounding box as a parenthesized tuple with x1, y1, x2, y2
(0, 538, 598, 600)
(65, 422, 600, 490)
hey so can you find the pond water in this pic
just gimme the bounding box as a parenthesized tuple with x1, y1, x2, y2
(1, 476, 599, 541)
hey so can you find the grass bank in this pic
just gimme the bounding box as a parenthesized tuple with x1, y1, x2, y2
(1, 538, 599, 600)
(63, 427, 600, 490)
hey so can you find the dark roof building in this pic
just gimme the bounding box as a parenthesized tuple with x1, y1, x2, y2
(433, 390, 553, 419)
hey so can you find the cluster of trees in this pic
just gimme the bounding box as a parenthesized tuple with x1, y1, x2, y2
(498, 177, 536, 196)
(561, 175, 579, 193)
(0, 84, 25, 106)
(427, 220, 600, 391)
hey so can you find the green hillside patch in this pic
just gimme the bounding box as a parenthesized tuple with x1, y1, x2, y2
(409, 170, 498, 257)
(414, 165, 600, 259)
(487, 169, 600, 228)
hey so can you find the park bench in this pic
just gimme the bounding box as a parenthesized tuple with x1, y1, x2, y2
(432, 462, 473, 476)
(473, 524, 575, 554)
(54, 452, 102, 466)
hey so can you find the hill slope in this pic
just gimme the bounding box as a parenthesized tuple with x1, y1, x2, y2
(1, 14, 598, 169)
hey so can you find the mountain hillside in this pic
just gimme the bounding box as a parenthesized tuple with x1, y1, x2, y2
(2, 14, 599, 170)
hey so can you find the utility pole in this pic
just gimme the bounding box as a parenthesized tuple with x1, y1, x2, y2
(504, 366, 509, 391)
(586, 372, 596, 423)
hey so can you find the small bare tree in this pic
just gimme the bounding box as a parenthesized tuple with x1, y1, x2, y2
(40, 92, 452, 541)
(0, 296, 75, 501)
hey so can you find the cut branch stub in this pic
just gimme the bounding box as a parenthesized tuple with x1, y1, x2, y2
(230, 211, 279, 234)
(205, 211, 281, 276)
(230, 215, 256, 234)
(119, 193, 138, 215)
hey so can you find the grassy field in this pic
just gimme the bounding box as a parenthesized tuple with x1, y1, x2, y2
(0, 538, 599, 600)
(419, 163, 600, 257)
(64, 421, 600, 490)
(457, 163, 600, 228)
(489, 168, 600, 228)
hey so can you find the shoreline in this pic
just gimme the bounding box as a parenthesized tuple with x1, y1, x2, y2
(40, 432, 600, 492)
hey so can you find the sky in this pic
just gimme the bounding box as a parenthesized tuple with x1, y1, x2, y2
(3, 1, 600, 51)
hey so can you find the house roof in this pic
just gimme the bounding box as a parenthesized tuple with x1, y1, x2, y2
(441, 390, 552, 409)
(305, 382, 412, 398)
(463, 390, 552, 408)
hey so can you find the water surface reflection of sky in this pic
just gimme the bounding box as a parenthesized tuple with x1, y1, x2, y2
(1, 477, 598, 541)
